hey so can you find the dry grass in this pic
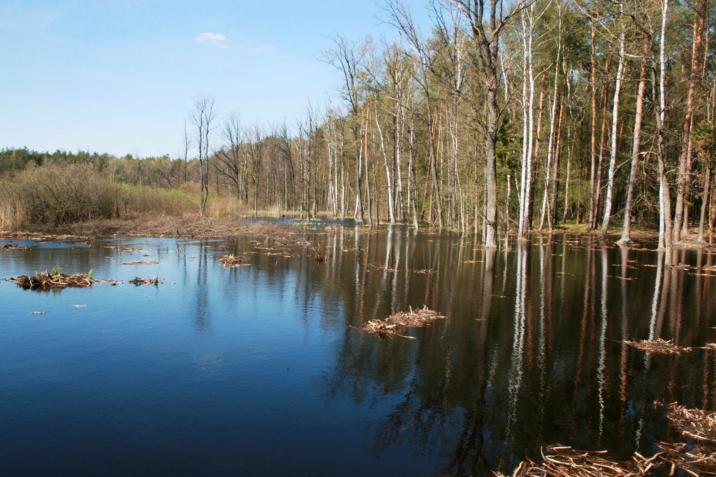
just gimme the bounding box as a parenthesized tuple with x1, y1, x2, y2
(624, 338, 693, 355)
(363, 306, 446, 339)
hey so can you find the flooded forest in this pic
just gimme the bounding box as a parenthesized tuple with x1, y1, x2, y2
(1, 0, 716, 476)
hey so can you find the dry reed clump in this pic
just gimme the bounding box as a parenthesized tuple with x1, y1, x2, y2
(11, 271, 96, 290)
(492, 446, 658, 477)
(128, 277, 162, 286)
(363, 306, 446, 339)
(219, 255, 250, 267)
(624, 338, 693, 355)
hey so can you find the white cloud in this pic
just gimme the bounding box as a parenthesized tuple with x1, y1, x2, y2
(194, 32, 227, 44)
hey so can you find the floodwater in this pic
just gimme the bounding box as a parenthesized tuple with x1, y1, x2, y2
(1, 229, 714, 476)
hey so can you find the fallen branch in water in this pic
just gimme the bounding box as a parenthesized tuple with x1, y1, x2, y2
(624, 338, 692, 355)
(128, 277, 162, 286)
(363, 306, 446, 339)
(219, 254, 250, 267)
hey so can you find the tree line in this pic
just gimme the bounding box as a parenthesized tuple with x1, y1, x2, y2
(197, 0, 715, 249)
(4, 0, 714, 248)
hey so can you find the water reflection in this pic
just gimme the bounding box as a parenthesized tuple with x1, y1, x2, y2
(0, 230, 715, 476)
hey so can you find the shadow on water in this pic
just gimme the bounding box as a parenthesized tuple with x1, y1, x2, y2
(0, 229, 714, 476)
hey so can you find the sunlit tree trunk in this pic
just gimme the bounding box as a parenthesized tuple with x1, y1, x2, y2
(600, 4, 626, 238)
(618, 37, 651, 245)
(673, 0, 706, 243)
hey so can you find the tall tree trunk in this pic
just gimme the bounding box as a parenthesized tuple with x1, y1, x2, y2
(600, 7, 626, 238)
(588, 20, 599, 231)
(673, 0, 706, 243)
(698, 165, 711, 243)
(618, 37, 650, 245)
(656, 0, 673, 250)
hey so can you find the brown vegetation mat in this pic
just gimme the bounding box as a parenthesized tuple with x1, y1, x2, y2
(624, 338, 693, 355)
(363, 306, 446, 339)
(11, 272, 97, 290)
(128, 277, 162, 286)
(219, 255, 250, 267)
(493, 446, 658, 477)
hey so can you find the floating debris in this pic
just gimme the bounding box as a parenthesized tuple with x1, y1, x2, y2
(363, 306, 446, 339)
(31, 310, 48, 315)
(1, 243, 30, 251)
(624, 338, 693, 355)
(411, 268, 435, 275)
(128, 277, 162, 286)
(11, 272, 95, 290)
(219, 254, 250, 267)
(122, 260, 159, 265)
(105, 245, 140, 253)
(493, 445, 657, 477)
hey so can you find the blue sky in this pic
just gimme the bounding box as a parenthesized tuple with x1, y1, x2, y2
(0, 0, 432, 158)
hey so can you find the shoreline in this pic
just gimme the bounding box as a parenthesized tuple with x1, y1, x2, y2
(0, 215, 713, 250)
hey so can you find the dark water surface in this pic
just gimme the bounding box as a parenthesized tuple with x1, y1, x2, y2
(1, 229, 714, 476)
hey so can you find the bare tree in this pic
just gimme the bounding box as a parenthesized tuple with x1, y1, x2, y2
(214, 114, 244, 202)
(450, 0, 534, 248)
(192, 96, 216, 217)
(324, 36, 369, 223)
